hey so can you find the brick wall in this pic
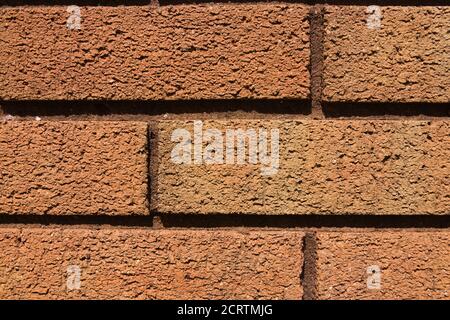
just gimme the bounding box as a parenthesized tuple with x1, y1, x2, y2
(0, 1, 448, 300)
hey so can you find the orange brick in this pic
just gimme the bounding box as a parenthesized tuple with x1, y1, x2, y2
(0, 4, 310, 100)
(0, 121, 148, 215)
(0, 227, 303, 299)
(323, 6, 450, 102)
(316, 231, 450, 299)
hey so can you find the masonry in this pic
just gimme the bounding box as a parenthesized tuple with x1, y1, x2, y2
(0, 1, 449, 300)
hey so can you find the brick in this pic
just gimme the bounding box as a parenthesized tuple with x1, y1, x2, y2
(323, 6, 450, 103)
(0, 4, 310, 100)
(0, 121, 148, 215)
(0, 227, 303, 299)
(316, 231, 450, 300)
(153, 120, 449, 215)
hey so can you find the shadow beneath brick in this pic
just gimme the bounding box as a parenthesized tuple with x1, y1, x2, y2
(158, 214, 450, 228)
(0, 214, 448, 228)
(2, 0, 308, 5)
(323, 102, 450, 119)
(314, 0, 450, 5)
(0, 99, 311, 117)
(3, 0, 153, 5)
(0, 215, 154, 227)
(3, 0, 449, 7)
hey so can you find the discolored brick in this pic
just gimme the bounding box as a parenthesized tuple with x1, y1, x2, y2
(154, 119, 449, 215)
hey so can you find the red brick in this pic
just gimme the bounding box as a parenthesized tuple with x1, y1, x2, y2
(316, 231, 450, 299)
(323, 6, 450, 102)
(0, 4, 310, 100)
(0, 227, 303, 299)
(0, 121, 148, 215)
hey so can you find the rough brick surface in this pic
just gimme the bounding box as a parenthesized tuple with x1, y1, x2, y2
(0, 121, 148, 215)
(323, 6, 450, 102)
(316, 231, 450, 300)
(0, 228, 303, 299)
(154, 120, 449, 215)
(0, 4, 310, 100)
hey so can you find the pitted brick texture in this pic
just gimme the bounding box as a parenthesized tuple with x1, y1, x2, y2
(323, 6, 450, 103)
(0, 4, 310, 100)
(154, 120, 449, 215)
(0, 228, 303, 299)
(0, 121, 148, 215)
(316, 231, 450, 300)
